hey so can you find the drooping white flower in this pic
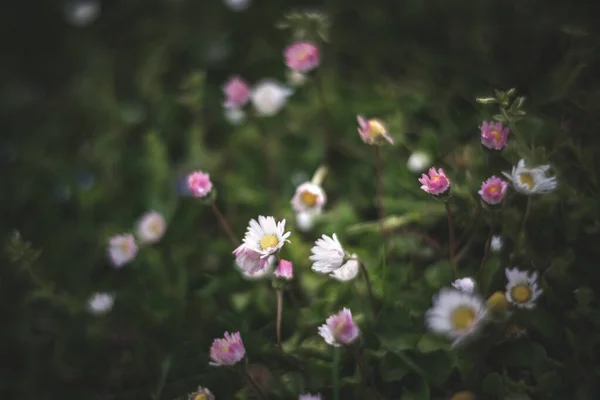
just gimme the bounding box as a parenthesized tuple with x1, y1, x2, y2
(490, 235, 503, 252)
(87, 292, 115, 314)
(407, 151, 432, 173)
(501, 159, 557, 195)
(291, 182, 327, 214)
(426, 288, 488, 346)
(250, 80, 293, 116)
(135, 211, 166, 244)
(242, 216, 290, 258)
(504, 267, 543, 309)
(310, 233, 345, 273)
(452, 277, 476, 293)
(296, 211, 315, 232)
(330, 254, 359, 282)
(107, 233, 138, 267)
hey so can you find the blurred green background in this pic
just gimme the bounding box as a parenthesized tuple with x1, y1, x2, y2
(3, 0, 600, 399)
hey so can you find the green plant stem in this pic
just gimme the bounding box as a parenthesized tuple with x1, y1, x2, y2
(211, 198, 240, 246)
(517, 196, 532, 250)
(501, 108, 531, 157)
(478, 225, 494, 286)
(242, 362, 268, 400)
(332, 347, 341, 400)
(276, 289, 283, 351)
(358, 260, 376, 314)
(349, 345, 381, 399)
(444, 201, 457, 279)
(374, 146, 389, 263)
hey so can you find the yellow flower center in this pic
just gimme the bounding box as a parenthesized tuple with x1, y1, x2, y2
(519, 172, 534, 188)
(490, 130, 501, 141)
(511, 284, 531, 303)
(487, 291, 508, 312)
(368, 120, 387, 137)
(193, 394, 208, 400)
(260, 234, 278, 250)
(431, 176, 440, 182)
(488, 184, 499, 194)
(150, 221, 161, 234)
(450, 306, 476, 332)
(120, 241, 131, 252)
(297, 48, 311, 62)
(300, 190, 318, 206)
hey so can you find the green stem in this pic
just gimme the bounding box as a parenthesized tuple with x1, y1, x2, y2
(477, 224, 494, 287)
(444, 201, 457, 279)
(517, 197, 532, 250)
(276, 289, 283, 351)
(374, 146, 389, 265)
(242, 362, 268, 400)
(211, 198, 240, 246)
(350, 345, 381, 399)
(332, 347, 341, 400)
(358, 260, 376, 314)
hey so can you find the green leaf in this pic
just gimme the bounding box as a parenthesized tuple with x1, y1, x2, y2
(378, 333, 420, 353)
(424, 261, 453, 289)
(401, 375, 430, 400)
(416, 333, 451, 353)
(481, 372, 504, 398)
(380, 353, 409, 382)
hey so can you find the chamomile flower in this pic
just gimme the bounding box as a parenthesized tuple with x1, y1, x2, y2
(135, 211, 166, 244)
(242, 216, 291, 258)
(309, 233, 345, 273)
(107, 233, 138, 267)
(504, 267, 543, 309)
(330, 254, 359, 281)
(426, 288, 487, 345)
(291, 182, 326, 214)
(502, 159, 557, 195)
(187, 386, 215, 400)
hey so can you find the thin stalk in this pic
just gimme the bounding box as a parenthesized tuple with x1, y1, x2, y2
(349, 346, 381, 399)
(310, 165, 329, 186)
(375, 146, 388, 255)
(332, 347, 341, 400)
(242, 362, 268, 400)
(477, 225, 494, 286)
(211, 198, 240, 246)
(517, 197, 532, 250)
(358, 260, 377, 315)
(276, 289, 283, 351)
(444, 201, 457, 279)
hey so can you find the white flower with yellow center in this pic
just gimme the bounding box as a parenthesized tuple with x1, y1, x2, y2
(136, 211, 166, 244)
(108, 233, 138, 268)
(291, 182, 327, 214)
(310, 233, 345, 273)
(501, 159, 557, 195)
(242, 216, 291, 258)
(426, 288, 488, 346)
(330, 254, 360, 281)
(504, 267, 543, 309)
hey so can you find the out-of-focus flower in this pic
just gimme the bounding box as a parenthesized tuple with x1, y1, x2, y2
(223, 0, 251, 11)
(135, 211, 166, 244)
(502, 159, 557, 195)
(187, 386, 215, 400)
(187, 171, 213, 198)
(274, 259, 293, 280)
(318, 308, 360, 346)
(310, 233, 345, 273)
(287, 70, 307, 87)
(251, 80, 293, 116)
(490, 235, 503, 252)
(242, 216, 291, 258)
(330, 255, 359, 281)
(291, 182, 326, 214)
(480, 121, 510, 150)
(426, 288, 487, 346)
(418, 167, 451, 196)
(407, 151, 432, 173)
(356, 115, 393, 145)
(223, 76, 250, 109)
(87, 292, 115, 314)
(296, 211, 315, 232)
(299, 394, 322, 400)
(108, 234, 138, 267)
(487, 291, 509, 314)
(240, 255, 276, 280)
(209, 331, 246, 366)
(505, 267, 543, 309)
(64, 0, 100, 27)
(450, 391, 476, 400)
(478, 176, 509, 205)
(452, 277, 476, 293)
(233, 244, 273, 275)
(224, 107, 246, 125)
(284, 41, 320, 73)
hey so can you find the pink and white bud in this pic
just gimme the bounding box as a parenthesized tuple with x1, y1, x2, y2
(318, 308, 360, 346)
(480, 121, 510, 150)
(209, 331, 246, 366)
(357, 115, 393, 145)
(223, 76, 251, 109)
(108, 233, 138, 267)
(418, 167, 451, 195)
(274, 259, 293, 280)
(187, 171, 213, 198)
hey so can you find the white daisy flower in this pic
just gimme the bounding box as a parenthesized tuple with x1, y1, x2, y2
(501, 159, 557, 195)
(310, 233, 345, 273)
(296, 211, 315, 232)
(251, 80, 293, 116)
(108, 233, 138, 268)
(187, 385, 215, 400)
(490, 235, 503, 252)
(330, 254, 360, 281)
(135, 211, 166, 244)
(426, 288, 488, 346)
(291, 182, 327, 214)
(452, 277, 476, 293)
(407, 150, 432, 173)
(242, 216, 291, 258)
(504, 267, 543, 309)
(87, 292, 115, 314)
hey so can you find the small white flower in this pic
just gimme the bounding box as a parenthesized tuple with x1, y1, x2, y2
(88, 292, 115, 314)
(251, 80, 293, 116)
(501, 159, 557, 195)
(287, 70, 308, 87)
(242, 216, 291, 258)
(64, 0, 100, 27)
(224, 107, 246, 125)
(299, 394, 322, 400)
(108, 233, 138, 267)
(505, 267, 543, 309)
(426, 288, 488, 346)
(223, 0, 251, 11)
(452, 277, 476, 293)
(330, 254, 360, 281)
(310, 233, 345, 273)
(187, 385, 215, 400)
(136, 211, 166, 244)
(296, 211, 315, 232)
(291, 182, 327, 213)
(407, 151, 432, 173)
(241, 255, 276, 280)
(490, 235, 503, 252)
